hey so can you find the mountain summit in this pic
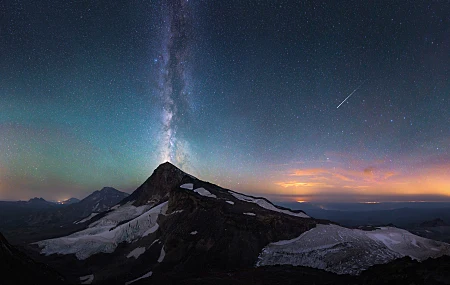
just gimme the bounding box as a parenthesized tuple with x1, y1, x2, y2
(81, 186, 129, 213)
(121, 161, 186, 207)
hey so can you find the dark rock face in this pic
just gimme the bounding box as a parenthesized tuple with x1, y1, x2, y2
(359, 255, 450, 284)
(121, 161, 187, 207)
(149, 256, 450, 285)
(157, 180, 316, 276)
(158, 265, 356, 285)
(0, 233, 65, 285)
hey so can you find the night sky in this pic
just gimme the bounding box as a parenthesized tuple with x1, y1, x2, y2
(1, 0, 449, 202)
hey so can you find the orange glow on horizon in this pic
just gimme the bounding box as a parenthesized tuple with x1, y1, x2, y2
(266, 162, 450, 202)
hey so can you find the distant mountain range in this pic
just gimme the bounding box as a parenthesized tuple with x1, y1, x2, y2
(27, 187, 129, 226)
(0, 187, 129, 243)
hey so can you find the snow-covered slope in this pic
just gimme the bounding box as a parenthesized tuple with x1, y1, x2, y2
(230, 191, 310, 218)
(257, 224, 450, 275)
(35, 202, 168, 260)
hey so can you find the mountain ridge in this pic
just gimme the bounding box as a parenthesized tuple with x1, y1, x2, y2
(26, 162, 450, 284)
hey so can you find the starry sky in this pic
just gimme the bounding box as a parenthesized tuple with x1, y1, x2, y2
(0, 0, 449, 202)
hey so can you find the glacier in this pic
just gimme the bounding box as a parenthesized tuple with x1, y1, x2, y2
(256, 224, 450, 275)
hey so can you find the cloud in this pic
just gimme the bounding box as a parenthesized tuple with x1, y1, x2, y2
(285, 167, 393, 185)
(263, 151, 450, 203)
(276, 181, 332, 188)
(332, 173, 354, 182)
(383, 171, 396, 179)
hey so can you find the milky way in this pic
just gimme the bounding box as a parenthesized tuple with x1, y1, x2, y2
(157, 0, 193, 170)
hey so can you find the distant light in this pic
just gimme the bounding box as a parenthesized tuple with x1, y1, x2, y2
(296, 200, 306, 203)
(359, 201, 380, 204)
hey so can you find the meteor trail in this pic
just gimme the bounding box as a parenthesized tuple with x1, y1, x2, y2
(337, 80, 367, 108)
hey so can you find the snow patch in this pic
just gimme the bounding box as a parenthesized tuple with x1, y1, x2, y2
(194, 187, 217, 198)
(180, 183, 194, 190)
(125, 271, 152, 285)
(80, 274, 94, 284)
(127, 247, 146, 259)
(244, 212, 256, 216)
(230, 191, 309, 218)
(170, 209, 184, 215)
(225, 200, 234, 205)
(158, 246, 165, 263)
(190, 231, 198, 235)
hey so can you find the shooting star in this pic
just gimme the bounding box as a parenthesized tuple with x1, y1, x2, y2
(337, 80, 367, 109)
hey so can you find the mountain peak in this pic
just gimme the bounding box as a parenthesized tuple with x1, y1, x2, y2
(121, 162, 188, 206)
(156, 161, 185, 173)
(99, 186, 120, 193)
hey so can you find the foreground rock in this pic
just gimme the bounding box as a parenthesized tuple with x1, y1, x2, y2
(161, 256, 450, 285)
(0, 233, 65, 285)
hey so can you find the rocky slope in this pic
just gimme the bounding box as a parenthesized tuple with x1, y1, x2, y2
(163, 256, 450, 285)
